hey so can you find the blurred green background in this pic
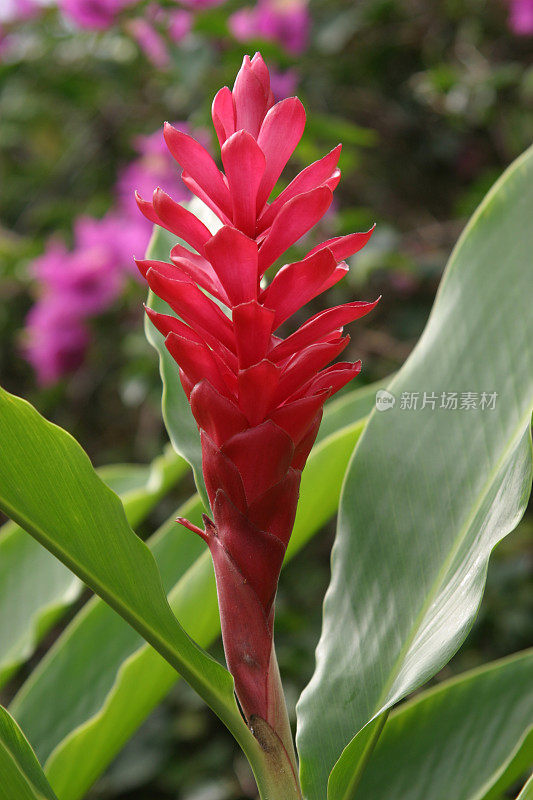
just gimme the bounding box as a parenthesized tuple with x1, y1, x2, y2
(0, 0, 531, 797)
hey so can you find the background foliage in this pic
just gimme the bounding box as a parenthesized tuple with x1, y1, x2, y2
(0, 1, 531, 798)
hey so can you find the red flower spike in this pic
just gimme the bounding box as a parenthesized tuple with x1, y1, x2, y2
(257, 144, 342, 232)
(257, 185, 333, 275)
(136, 54, 378, 752)
(151, 188, 212, 253)
(163, 123, 232, 219)
(221, 131, 266, 236)
(212, 86, 236, 147)
(232, 301, 275, 369)
(260, 247, 338, 328)
(169, 244, 229, 303)
(205, 227, 259, 306)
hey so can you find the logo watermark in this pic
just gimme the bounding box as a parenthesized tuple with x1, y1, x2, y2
(375, 390, 498, 412)
(375, 389, 396, 411)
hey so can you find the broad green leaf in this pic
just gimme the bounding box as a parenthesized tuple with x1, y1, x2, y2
(314, 376, 392, 446)
(11, 384, 375, 800)
(10, 496, 205, 770)
(98, 444, 187, 529)
(297, 145, 533, 800)
(144, 199, 223, 510)
(353, 649, 533, 800)
(480, 730, 533, 800)
(517, 773, 533, 800)
(0, 387, 252, 754)
(0, 446, 187, 688)
(0, 707, 58, 800)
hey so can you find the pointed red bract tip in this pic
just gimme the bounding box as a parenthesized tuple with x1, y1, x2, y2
(176, 517, 209, 542)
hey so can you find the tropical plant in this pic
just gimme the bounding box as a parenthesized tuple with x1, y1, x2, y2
(0, 52, 531, 800)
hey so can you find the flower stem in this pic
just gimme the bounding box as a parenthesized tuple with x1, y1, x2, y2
(235, 646, 302, 800)
(246, 715, 302, 800)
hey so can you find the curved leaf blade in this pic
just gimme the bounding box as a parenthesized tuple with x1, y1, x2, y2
(0, 387, 249, 748)
(517, 773, 533, 800)
(355, 649, 533, 800)
(296, 145, 533, 799)
(0, 707, 58, 800)
(0, 446, 187, 688)
(480, 730, 533, 800)
(10, 496, 205, 770)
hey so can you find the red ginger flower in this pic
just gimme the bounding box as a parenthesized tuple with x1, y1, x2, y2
(136, 53, 377, 739)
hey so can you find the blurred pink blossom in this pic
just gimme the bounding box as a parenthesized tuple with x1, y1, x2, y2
(179, 0, 226, 8)
(0, 0, 41, 25)
(24, 301, 90, 386)
(229, 0, 310, 54)
(59, 0, 136, 30)
(24, 122, 210, 384)
(168, 9, 193, 41)
(32, 239, 122, 315)
(508, 0, 533, 34)
(74, 213, 152, 275)
(0, 0, 41, 51)
(127, 17, 169, 67)
(116, 125, 195, 216)
(268, 65, 299, 99)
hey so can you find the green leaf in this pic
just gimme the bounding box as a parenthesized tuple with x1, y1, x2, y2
(98, 444, 188, 529)
(314, 376, 392, 446)
(480, 730, 533, 800)
(0, 446, 187, 688)
(296, 145, 533, 800)
(10, 497, 205, 781)
(517, 773, 533, 800)
(144, 199, 223, 510)
(0, 706, 58, 800)
(10, 382, 378, 800)
(353, 649, 533, 800)
(0, 387, 252, 754)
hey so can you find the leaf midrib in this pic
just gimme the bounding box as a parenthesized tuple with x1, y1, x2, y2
(0, 736, 54, 800)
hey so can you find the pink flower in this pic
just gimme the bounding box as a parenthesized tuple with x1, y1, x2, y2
(23, 220, 135, 384)
(268, 65, 298, 100)
(229, 0, 310, 55)
(508, 0, 533, 34)
(75, 213, 152, 275)
(59, 0, 135, 30)
(22, 119, 210, 384)
(116, 126, 196, 217)
(135, 54, 377, 747)
(33, 239, 122, 314)
(127, 18, 170, 67)
(23, 301, 90, 386)
(0, 0, 41, 51)
(0, 0, 41, 25)
(179, 0, 226, 8)
(168, 9, 192, 42)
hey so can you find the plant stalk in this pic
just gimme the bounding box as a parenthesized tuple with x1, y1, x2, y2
(234, 644, 302, 800)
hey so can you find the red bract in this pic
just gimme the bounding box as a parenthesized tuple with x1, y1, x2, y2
(136, 52, 377, 739)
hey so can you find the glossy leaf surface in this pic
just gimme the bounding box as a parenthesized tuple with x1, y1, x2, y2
(0, 706, 58, 800)
(517, 773, 533, 800)
(356, 649, 533, 800)
(0, 446, 186, 688)
(297, 145, 533, 799)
